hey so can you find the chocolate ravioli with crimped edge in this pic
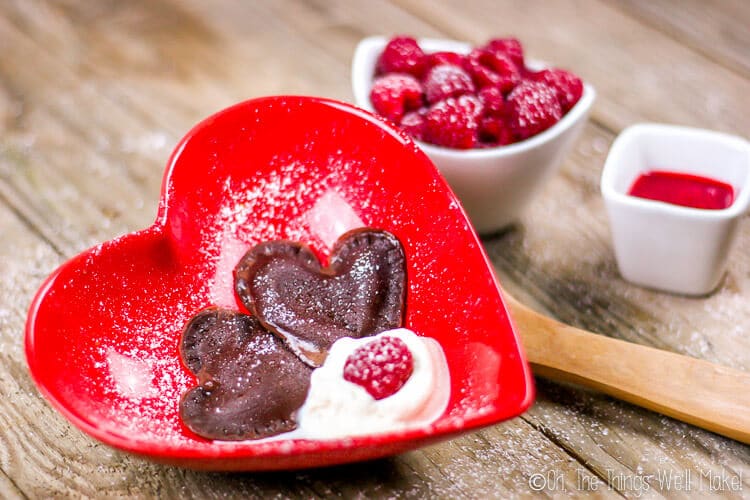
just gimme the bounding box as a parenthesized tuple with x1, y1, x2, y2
(179, 308, 312, 440)
(234, 228, 407, 367)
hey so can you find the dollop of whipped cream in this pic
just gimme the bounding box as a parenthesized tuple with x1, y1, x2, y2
(294, 328, 450, 439)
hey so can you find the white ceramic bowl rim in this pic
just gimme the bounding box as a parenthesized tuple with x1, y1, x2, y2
(352, 35, 596, 159)
(601, 123, 750, 220)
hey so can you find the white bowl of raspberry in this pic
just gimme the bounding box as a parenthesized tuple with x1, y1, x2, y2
(352, 35, 595, 233)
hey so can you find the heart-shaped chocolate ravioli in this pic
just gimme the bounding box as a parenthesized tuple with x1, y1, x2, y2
(180, 308, 312, 440)
(234, 228, 406, 367)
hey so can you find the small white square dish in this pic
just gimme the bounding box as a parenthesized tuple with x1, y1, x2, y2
(601, 123, 750, 296)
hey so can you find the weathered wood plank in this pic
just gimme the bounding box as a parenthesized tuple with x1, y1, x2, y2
(0, 0, 748, 497)
(612, 0, 750, 78)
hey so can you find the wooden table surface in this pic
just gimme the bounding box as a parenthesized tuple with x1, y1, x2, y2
(2, 0, 749, 497)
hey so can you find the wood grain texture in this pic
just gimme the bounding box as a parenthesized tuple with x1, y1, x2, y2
(508, 294, 750, 444)
(0, 0, 748, 497)
(612, 0, 750, 78)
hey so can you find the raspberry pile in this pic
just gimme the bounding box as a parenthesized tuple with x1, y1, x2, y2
(370, 36, 583, 149)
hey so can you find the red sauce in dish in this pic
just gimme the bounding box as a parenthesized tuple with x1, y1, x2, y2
(628, 170, 734, 210)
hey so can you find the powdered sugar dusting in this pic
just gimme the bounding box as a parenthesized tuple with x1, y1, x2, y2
(78, 286, 198, 443)
(302, 190, 365, 248)
(106, 349, 158, 399)
(200, 154, 374, 279)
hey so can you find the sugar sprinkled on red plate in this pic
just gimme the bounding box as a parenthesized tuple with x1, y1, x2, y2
(25, 96, 533, 470)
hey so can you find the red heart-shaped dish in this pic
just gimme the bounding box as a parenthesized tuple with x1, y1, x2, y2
(25, 96, 534, 470)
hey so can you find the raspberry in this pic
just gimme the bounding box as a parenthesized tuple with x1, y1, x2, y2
(463, 49, 520, 93)
(479, 116, 515, 145)
(423, 95, 482, 149)
(370, 74, 424, 123)
(400, 110, 426, 140)
(376, 36, 426, 78)
(426, 51, 465, 70)
(507, 80, 562, 140)
(484, 38, 524, 69)
(343, 336, 414, 400)
(478, 86, 506, 117)
(532, 68, 583, 112)
(456, 93, 484, 118)
(423, 64, 475, 104)
(463, 57, 499, 89)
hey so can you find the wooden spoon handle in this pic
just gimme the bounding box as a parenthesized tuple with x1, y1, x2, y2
(506, 294, 750, 444)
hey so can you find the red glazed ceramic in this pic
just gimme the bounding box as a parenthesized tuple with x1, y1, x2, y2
(25, 96, 534, 470)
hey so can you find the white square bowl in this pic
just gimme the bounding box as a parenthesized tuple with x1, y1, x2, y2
(601, 123, 750, 296)
(352, 36, 596, 233)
